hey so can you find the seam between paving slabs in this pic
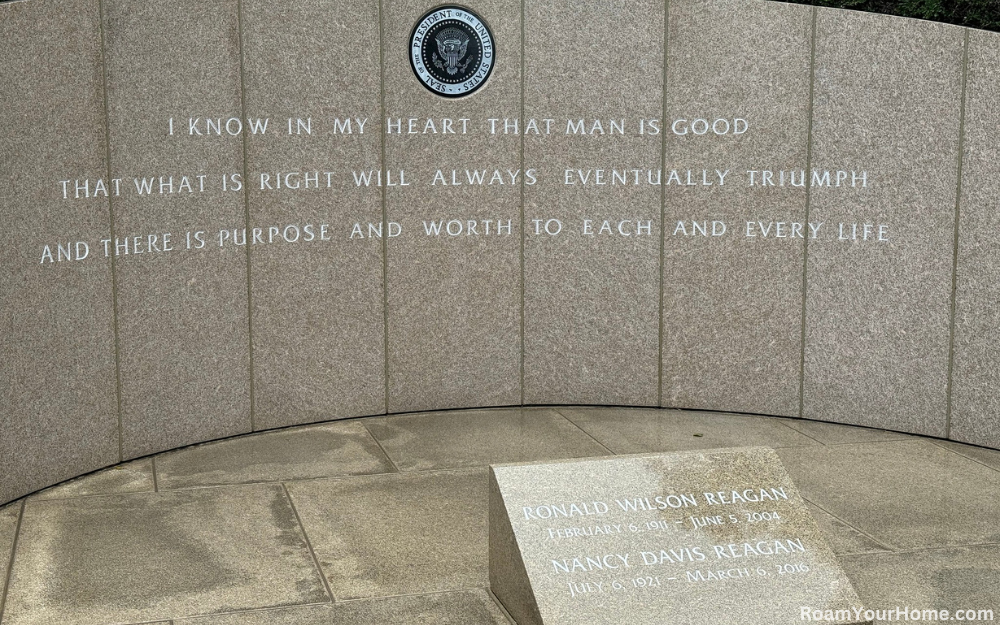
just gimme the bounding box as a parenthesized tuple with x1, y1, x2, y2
(282, 466, 486, 486)
(281, 483, 336, 603)
(0, 500, 26, 623)
(837, 541, 1000, 559)
(142, 460, 403, 493)
(359, 420, 401, 473)
(797, 6, 819, 420)
(97, 0, 125, 462)
(550, 408, 616, 455)
(329, 587, 505, 604)
(235, 0, 257, 432)
(34, 481, 284, 499)
(945, 28, 971, 439)
(779, 437, 923, 450)
(772, 421, 828, 446)
(167, 600, 333, 621)
(488, 587, 519, 625)
(800, 437, 914, 447)
(173, 588, 512, 617)
(928, 439, 1000, 474)
(801, 496, 894, 552)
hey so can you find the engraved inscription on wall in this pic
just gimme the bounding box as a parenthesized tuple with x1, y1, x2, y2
(40, 113, 882, 266)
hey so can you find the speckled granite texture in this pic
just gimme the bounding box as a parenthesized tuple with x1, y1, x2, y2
(241, 0, 387, 429)
(661, 0, 812, 417)
(2, 0, 1000, 505)
(0, 0, 120, 507)
(1, 408, 995, 624)
(102, 0, 252, 459)
(950, 29, 1000, 450)
(802, 9, 964, 437)
(490, 448, 866, 625)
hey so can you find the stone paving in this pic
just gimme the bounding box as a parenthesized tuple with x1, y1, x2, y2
(0, 407, 997, 624)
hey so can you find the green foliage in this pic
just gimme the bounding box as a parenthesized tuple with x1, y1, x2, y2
(780, 0, 1000, 31)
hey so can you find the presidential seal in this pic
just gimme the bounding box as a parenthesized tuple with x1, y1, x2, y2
(409, 6, 495, 97)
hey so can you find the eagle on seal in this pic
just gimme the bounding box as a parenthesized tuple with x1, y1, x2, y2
(434, 27, 470, 75)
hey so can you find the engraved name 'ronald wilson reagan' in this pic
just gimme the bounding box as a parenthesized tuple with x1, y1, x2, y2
(489, 448, 869, 625)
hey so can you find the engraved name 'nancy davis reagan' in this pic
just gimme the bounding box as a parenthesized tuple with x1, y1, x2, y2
(410, 5, 496, 97)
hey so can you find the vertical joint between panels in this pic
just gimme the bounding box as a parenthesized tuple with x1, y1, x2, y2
(236, 0, 256, 431)
(798, 7, 819, 420)
(97, 0, 125, 461)
(657, 0, 669, 408)
(519, 0, 526, 406)
(945, 29, 971, 439)
(378, 0, 390, 415)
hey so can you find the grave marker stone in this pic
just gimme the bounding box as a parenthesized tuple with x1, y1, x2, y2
(490, 447, 867, 625)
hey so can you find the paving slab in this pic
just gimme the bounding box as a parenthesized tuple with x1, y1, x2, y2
(806, 502, 890, 556)
(363, 409, 610, 471)
(33, 459, 155, 501)
(1, 485, 328, 625)
(933, 440, 1000, 472)
(155, 422, 395, 489)
(286, 469, 488, 600)
(557, 407, 819, 453)
(779, 419, 912, 446)
(840, 546, 1000, 619)
(778, 441, 1000, 551)
(177, 589, 510, 624)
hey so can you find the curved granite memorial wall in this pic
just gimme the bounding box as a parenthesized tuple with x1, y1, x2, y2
(1, 0, 998, 505)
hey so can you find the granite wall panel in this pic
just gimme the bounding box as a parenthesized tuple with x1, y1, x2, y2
(103, 0, 251, 457)
(522, 0, 663, 406)
(242, 0, 386, 428)
(950, 30, 1000, 449)
(383, 0, 522, 413)
(0, 0, 119, 504)
(661, 0, 813, 417)
(802, 10, 964, 435)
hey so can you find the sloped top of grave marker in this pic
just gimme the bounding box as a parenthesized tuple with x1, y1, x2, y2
(489, 447, 868, 625)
